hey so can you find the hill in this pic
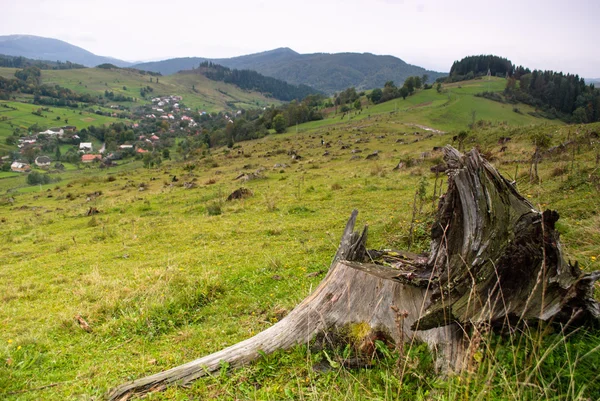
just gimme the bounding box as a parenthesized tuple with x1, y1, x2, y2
(294, 77, 559, 134)
(0, 66, 282, 111)
(0, 98, 598, 399)
(195, 61, 321, 101)
(133, 48, 446, 94)
(0, 35, 132, 68)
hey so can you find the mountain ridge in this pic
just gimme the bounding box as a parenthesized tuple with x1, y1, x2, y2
(0, 34, 446, 94)
(0, 35, 133, 68)
(133, 49, 446, 94)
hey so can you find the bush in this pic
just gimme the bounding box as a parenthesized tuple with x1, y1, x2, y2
(26, 171, 52, 185)
(206, 202, 222, 216)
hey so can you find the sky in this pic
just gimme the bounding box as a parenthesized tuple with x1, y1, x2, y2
(2, 0, 600, 77)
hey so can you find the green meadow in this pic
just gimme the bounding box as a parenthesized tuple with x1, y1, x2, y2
(1, 91, 599, 401)
(0, 101, 127, 153)
(0, 66, 281, 114)
(298, 78, 558, 133)
(39, 67, 280, 112)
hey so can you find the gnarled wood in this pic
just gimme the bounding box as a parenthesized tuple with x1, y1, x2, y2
(108, 146, 599, 400)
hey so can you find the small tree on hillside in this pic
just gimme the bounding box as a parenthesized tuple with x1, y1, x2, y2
(369, 88, 382, 104)
(399, 86, 409, 100)
(404, 76, 415, 94)
(273, 114, 287, 133)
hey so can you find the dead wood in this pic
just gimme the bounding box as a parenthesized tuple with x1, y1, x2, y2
(226, 187, 253, 201)
(107, 146, 599, 400)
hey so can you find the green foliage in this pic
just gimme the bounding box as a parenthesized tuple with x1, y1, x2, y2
(26, 171, 52, 185)
(272, 114, 287, 133)
(369, 88, 383, 103)
(199, 61, 320, 101)
(0, 54, 86, 70)
(450, 54, 515, 81)
(206, 201, 222, 216)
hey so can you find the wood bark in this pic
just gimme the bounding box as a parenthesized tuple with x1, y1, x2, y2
(107, 146, 599, 400)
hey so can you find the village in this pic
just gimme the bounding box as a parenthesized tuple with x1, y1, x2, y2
(4, 94, 241, 173)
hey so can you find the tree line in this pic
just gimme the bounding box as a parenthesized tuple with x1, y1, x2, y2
(505, 70, 600, 123)
(0, 54, 86, 70)
(197, 62, 320, 101)
(449, 54, 600, 123)
(366, 74, 430, 104)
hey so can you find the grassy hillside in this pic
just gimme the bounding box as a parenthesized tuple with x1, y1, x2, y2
(1, 98, 599, 400)
(0, 101, 126, 154)
(0, 66, 281, 113)
(40, 67, 281, 111)
(298, 77, 560, 133)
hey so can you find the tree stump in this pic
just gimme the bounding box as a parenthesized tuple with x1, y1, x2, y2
(107, 146, 599, 400)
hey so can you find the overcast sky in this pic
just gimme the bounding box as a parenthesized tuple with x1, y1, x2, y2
(2, 0, 599, 77)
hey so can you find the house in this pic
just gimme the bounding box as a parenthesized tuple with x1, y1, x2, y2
(39, 128, 64, 137)
(119, 144, 134, 149)
(11, 161, 30, 172)
(18, 137, 37, 148)
(150, 135, 160, 141)
(35, 156, 52, 168)
(62, 125, 77, 132)
(81, 154, 101, 163)
(79, 142, 93, 152)
(136, 148, 148, 154)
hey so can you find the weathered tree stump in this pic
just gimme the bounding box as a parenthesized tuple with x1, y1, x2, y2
(107, 146, 599, 400)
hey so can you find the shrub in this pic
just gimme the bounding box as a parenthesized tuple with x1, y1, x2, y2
(26, 171, 52, 185)
(206, 202, 222, 216)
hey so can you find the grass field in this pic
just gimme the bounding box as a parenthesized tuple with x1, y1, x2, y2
(1, 99, 599, 401)
(3, 67, 282, 112)
(0, 101, 128, 154)
(298, 78, 559, 134)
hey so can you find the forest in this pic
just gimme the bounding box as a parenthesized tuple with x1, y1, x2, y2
(197, 62, 320, 101)
(450, 54, 600, 123)
(0, 54, 86, 70)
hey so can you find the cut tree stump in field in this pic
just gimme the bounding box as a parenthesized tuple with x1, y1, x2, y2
(107, 146, 599, 400)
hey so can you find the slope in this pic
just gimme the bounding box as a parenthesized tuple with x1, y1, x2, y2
(0, 35, 132, 68)
(30, 67, 281, 111)
(297, 77, 559, 133)
(0, 111, 598, 400)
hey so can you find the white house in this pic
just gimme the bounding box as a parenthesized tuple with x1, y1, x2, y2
(79, 142, 93, 152)
(39, 128, 64, 137)
(11, 161, 30, 172)
(35, 156, 52, 168)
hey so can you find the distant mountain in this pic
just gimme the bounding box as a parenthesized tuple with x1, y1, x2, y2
(586, 78, 600, 85)
(133, 48, 447, 94)
(0, 35, 132, 68)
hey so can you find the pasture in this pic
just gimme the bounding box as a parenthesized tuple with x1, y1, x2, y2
(1, 113, 599, 399)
